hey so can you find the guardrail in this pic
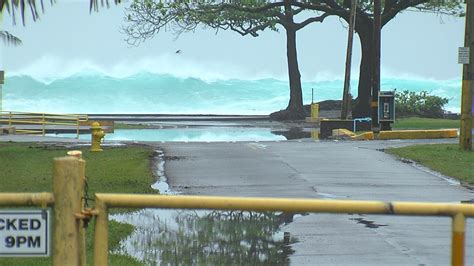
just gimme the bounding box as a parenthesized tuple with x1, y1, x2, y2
(0, 111, 88, 139)
(0, 156, 472, 265)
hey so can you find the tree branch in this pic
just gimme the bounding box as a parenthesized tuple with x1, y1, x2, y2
(382, 0, 429, 25)
(294, 12, 330, 30)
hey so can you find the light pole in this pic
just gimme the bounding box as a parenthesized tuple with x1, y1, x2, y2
(460, 0, 473, 151)
(371, 0, 381, 131)
(341, 0, 358, 120)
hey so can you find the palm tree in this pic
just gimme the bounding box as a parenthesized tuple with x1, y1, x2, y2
(0, 30, 21, 46)
(0, 0, 121, 45)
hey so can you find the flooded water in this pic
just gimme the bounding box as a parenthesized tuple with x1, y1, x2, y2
(110, 149, 296, 264)
(49, 126, 319, 142)
(53, 127, 289, 142)
(112, 209, 295, 265)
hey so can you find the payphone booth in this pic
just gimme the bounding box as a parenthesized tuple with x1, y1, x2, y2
(378, 91, 395, 131)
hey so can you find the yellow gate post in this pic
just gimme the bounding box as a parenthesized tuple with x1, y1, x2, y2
(52, 156, 84, 266)
(452, 213, 466, 266)
(93, 197, 109, 265)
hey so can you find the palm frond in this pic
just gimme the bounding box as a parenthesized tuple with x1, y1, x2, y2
(0, 0, 121, 25)
(0, 30, 22, 46)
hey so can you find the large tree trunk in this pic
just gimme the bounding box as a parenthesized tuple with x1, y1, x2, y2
(352, 24, 373, 119)
(286, 28, 305, 115)
(270, 5, 306, 121)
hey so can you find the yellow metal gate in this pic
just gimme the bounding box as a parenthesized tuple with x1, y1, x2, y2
(0, 156, 473, 265)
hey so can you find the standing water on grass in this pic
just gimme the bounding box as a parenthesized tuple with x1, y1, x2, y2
(112, 210, 295, 265)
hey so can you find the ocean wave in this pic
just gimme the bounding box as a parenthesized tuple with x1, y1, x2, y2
(7, 55, 462, 84)
(3, 61, 463, 114)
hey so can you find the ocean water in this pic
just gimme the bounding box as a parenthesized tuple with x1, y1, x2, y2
(1, 71, 462, 114)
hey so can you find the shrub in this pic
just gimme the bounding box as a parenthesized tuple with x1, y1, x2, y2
(395, 90, 449, 118)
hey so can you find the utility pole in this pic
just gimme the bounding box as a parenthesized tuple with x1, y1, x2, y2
(371, 0, 381, 131)
(341, 0, 358, 120)
(460, 0, 473, 151)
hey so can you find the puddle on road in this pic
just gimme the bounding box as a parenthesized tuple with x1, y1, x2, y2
(111, 150, 296, 264)
(271, 128, 312, 140)
(150, 150, 179, 195)
(350, 216, 388, 229)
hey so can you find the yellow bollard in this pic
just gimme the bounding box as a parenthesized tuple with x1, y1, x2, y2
(52, 157, 83, 266)
(311, 129, 319, 140)
(306, 103, 320, 123)
(90, 121, 105, 152)
(311, 103, 319, 119)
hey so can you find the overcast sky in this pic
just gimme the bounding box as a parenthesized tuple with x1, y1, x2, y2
(0, 1, 466, 81)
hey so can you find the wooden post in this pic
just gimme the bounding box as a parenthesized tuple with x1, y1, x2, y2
(341, 0, 358, 119)
(42, 114, 46, 136)
(52, 157, 83, 266)
(78, 158, 87, 266)
(371, 0, 382, 130)
(460, 0, 473, 151)
(76, 118, 80, 139)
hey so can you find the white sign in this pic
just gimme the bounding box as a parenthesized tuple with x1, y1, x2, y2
(0, 210, 50, 257)
(459, 47, 470, 64)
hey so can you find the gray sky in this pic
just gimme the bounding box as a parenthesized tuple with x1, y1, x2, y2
(0, 1, 465, 81)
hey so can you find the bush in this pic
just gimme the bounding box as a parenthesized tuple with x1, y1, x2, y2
(395, 90, 449, 118)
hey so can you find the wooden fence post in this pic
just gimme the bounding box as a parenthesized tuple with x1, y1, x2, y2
(52, 156, 83, 266)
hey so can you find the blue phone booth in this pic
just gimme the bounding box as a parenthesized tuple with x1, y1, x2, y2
(378, 91, 395, 130)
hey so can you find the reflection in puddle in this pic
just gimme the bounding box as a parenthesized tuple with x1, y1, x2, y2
(111, 150, 296, 264)
(112, 210, 295, 265)
(271, 128, 311, 140)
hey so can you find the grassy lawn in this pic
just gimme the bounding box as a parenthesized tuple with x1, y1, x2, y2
(0, 143, 156, 265)
(386, 144, 474, 185)
(393, 117, 461, 129)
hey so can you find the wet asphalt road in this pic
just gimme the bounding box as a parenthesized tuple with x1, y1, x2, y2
(158, 139, 474, 266)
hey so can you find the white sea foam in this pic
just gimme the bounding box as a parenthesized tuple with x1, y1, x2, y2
(8, 55, 462, 85)
(7, 55, 289, 83)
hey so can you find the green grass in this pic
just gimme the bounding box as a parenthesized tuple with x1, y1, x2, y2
(0, 143, 156, 265)
(386, 144, 474, 185)
(393, 117, 461, 129)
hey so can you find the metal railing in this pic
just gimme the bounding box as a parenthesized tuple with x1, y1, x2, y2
(0, 156, 473, 265)
(0, 111, 88, 138)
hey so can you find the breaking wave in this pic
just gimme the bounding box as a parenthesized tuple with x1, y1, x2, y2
(2, 58, 462, 114)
